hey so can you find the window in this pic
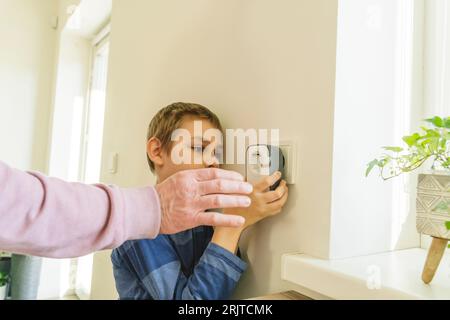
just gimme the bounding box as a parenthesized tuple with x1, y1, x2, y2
(80, 31, 110, 184)
(330, 0, 420, 259)
(44, 21, 110, 299)
(75, 27, 110, 300)
(420, 0, 450, 248)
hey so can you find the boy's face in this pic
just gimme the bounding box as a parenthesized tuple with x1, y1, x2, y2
(148, 115, 222, 183)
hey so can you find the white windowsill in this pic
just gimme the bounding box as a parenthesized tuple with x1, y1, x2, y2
(0, 252, 12, 258)
(282, 248, 450, 300)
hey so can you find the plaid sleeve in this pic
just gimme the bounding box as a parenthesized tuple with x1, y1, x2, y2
(178, 242, 247, 300)
(112, 238, 247, 300)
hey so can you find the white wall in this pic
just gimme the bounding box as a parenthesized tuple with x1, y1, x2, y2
(48, 33, 91, 180)
(0, 0, 68, 300)
(93, 0, 338, 299)
(57, 0, 81, 32)
(90, 251, 117, 300)
(0, 0, 57, 171)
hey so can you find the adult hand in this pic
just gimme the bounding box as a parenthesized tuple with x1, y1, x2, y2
(155, 168, 253, 234)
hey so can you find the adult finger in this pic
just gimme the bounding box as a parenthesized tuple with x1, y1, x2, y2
(254, 171, 282, 192)
(195, 211, 245, 228)
(198, 194, 251, 210)
(192, 168, 244, 182)
(262, 180, 287, 203)
(198, 179, 253, 196)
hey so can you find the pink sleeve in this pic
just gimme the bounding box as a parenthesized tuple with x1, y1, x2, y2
(0, 160, 161, 258)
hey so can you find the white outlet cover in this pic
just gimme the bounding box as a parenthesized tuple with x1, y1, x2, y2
(279, 140, 297, 185)
(108, 152, 118, 174)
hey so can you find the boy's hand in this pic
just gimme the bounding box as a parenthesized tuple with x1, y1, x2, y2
(156, 168, 253, 234)
(225, 171, 289, 230)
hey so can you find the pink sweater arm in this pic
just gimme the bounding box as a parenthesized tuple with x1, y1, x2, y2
(0, 161, 161, 258)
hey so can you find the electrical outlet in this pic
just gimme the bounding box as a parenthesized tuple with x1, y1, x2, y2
(279, 140, 297, 185)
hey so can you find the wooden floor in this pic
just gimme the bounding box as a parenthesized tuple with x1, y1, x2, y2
(247, 290, 312, 300)
(61, 291, 311, 301)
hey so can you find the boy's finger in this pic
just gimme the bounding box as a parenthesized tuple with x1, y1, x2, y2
(199, 179, 253, 195)
(195, 211, 245, 228)
(199, 194, 251, 210)
(254, 171, 282, 192)
(193, 168, 244, 182)
(266, 187, 289, 215)
(263, 181, 287, 203)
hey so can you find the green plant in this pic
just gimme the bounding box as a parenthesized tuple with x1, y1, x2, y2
(0, 272, 9, 287)
(366, 116, 450, 248)
(447, 222, 450, 248)
(366, 116, 450, 180)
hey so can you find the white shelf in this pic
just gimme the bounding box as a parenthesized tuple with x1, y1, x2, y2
(282, 248, 450, 300)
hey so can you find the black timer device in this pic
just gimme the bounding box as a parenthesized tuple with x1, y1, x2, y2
(245, 144, 285, 191)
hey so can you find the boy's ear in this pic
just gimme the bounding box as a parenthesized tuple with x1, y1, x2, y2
(147, 137, 164, 168)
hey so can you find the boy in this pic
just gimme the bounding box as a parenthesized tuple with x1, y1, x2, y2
(111, 102, 288, 300)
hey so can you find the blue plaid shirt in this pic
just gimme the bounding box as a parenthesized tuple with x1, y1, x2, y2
(111, 226, 247, 300)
